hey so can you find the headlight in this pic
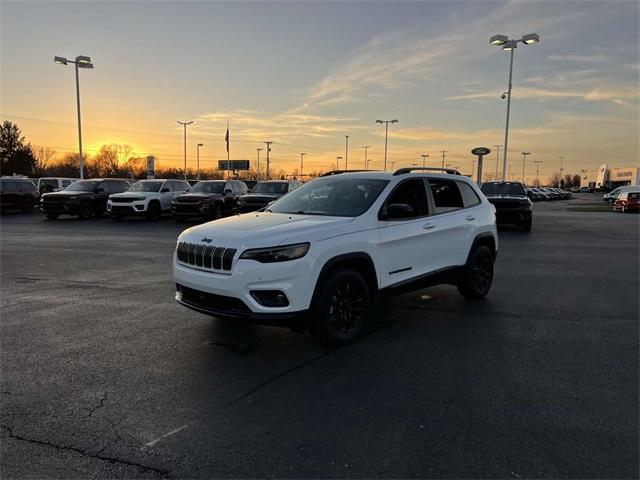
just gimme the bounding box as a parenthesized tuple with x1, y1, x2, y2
(239, 242, 310, 263)
(133, 197, 146, 201)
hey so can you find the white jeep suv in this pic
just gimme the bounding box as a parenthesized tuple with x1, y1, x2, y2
(108, 179, 190, 220)
(173, 169, 498, 345)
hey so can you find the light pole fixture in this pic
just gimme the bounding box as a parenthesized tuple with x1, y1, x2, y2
(264, 141, 273, 179)
(534, 160, 543, 186)
(559, 156, 566, 186)
(361, 145, 370, 170)
(196, 143, 204, 179)
(440, 150, 448, 168)
(375, 119, 398, 171)
(345, 135, 349, 170)
(421, 153, 429, 168)
(521, 151, 531, 184)
(336, 156, 342, 170)
(489, 32, 540, 181)
(493, 144, 503, 178)
(176, 120, 194, 180)
(256, 148, 263, 180)
(300, 152, 306, 178)
(54, 55, 94, 179)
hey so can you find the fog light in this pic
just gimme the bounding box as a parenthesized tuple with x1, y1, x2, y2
(250, 290, 289, 307)
(135, 204, 145, 210)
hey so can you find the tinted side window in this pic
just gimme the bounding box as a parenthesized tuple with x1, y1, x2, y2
(384, 179, 428, 218)
(457, 181, 481, 208)
(429, 179, 464, 213)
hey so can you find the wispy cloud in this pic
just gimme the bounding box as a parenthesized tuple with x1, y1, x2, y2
(548, 53, 609, 62)
(446, 86, 639, 105)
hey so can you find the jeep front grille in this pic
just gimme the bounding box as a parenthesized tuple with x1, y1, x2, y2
(176, 242, 237, 272)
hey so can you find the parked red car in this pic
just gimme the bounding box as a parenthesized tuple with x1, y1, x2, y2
(613, 191, 640, 213)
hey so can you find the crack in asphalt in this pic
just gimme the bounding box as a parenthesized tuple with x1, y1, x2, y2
(1, 424, 168, 477)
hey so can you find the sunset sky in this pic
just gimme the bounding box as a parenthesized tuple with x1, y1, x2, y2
(1, 0, 638, 181)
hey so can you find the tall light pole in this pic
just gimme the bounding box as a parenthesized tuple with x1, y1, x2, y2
(196, 143, 204, 179)
(440, 150, 448, 168)
(345, 135, 349, 170)
(300, 152, 306, 178)
(421, 153, 429, 168)
(559, 156, 566, 187)
(534, 160, 543, 186)
(54, 55, 94, 179)
(493, 144, 503, 178)
(490, 33, 540, 181)
(361, 145, 370, 170)
(264, 141, 273, 179)
(472, 158, 477, 181)
(376, 119, 398, 171)
(336, 156, 342, 170)
(521, 152, 531, 184)
(176, 120, 194, 180)
(256, 147, 263, 180)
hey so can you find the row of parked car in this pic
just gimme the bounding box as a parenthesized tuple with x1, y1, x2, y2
(525, 187, 572, 201)
(0, 176, 302, 221)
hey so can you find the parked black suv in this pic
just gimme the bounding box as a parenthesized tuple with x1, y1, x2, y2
(41, 178, 131, 219)
(480, 181, 533, 231)
(172, 180, 248, 220)
(0, 177, 40, 213)
(237, 180, 301, 212)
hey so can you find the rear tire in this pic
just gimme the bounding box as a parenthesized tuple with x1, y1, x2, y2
(457, 245, 494, 300)
(309, 269, 370, 347)
(146, 201, 161, 220)
(78, 202, 93, 219)
(21, 199, 34, 213)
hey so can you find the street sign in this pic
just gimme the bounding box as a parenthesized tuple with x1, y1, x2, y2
(218, 160, 250, 171)
(146, 156, 155, 179)
(471, 147, 491, 186)
(471, 147, 491, 156)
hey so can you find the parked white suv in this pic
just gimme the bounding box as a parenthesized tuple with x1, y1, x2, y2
(108, 179, 190, 220)
(173, 169, 498, 345)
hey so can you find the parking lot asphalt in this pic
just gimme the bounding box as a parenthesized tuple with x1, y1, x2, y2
(1, 194, 638, 479)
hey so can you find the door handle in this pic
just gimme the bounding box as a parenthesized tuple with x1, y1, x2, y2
(423, 222, 436, 230)
(466, 215, 476, 221)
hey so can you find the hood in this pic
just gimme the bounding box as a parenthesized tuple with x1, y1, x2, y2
(43, 190, 92, 198)
(178, 212, 355, 249)
(110, 191, 159, 198)
(175, 193, 222, 201)
(484, 193, 528, 200)
(241, 193, 281, 202)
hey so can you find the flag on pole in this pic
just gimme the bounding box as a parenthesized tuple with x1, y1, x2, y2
(225, 122, 229, 153)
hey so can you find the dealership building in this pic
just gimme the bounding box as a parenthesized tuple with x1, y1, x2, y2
(581, 165, 640, 189)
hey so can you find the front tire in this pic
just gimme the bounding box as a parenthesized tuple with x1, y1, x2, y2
(78, 202, 93, 219)
(146, 201, 161, 220)
(309, 269, 370, 347)
(212, 204, 223, 220)
(46, 213, 59, 220)
(520, 217, 532, 232)
(457, 245, 494, 300)
(21, 199, 34, 213)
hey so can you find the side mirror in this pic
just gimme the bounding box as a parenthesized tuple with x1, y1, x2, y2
(383, 203, 415, 220)
(161, 188, 170, 193)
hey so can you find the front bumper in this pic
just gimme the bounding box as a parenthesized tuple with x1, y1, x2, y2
(40, 201, 80, 214)
(173, 251, 317, 318)
(494, 208, 532, 225)
(172, 203, 207, 217)
(107, 201, 148, 216)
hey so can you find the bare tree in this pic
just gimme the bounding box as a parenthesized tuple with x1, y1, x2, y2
(31, 145, 56, 175)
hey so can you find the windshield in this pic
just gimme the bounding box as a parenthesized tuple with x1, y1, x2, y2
(39, 179, 58, 188)
(268, 177, 389, 217)
(65, 180, 99, 191)
(252, 182, 289, 194)
(481, 182, 526, 196)
(130, 181, 163, 192)
(190, 181, 225, 193)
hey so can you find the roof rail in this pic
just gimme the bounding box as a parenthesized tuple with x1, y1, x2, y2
(393, 167, 461, 176)
(320, 169, 373, 177)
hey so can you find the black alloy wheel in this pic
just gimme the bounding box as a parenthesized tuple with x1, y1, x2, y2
(457, 245, 494, 300)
